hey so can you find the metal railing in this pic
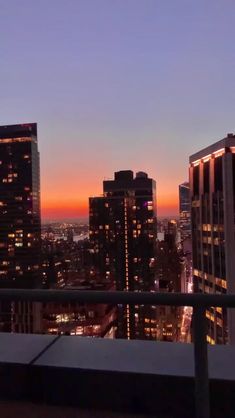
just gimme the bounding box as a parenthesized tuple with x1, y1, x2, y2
(0, 289, 234, 418)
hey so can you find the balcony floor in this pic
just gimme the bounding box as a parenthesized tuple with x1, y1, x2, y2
(0, 401, 155, 418)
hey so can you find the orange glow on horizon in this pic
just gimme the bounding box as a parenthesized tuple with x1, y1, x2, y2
(41, 194, 179, 219)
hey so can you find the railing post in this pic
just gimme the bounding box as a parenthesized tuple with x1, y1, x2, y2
(193, 306, 210, 418)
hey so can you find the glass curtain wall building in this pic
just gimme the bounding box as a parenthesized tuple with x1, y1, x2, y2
(179, 182, 191, 241)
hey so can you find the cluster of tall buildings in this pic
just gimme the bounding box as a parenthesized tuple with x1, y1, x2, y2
(0, 122, 234, 345)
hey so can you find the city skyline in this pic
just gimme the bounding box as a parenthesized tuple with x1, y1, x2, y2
(2, 1, 235, 219)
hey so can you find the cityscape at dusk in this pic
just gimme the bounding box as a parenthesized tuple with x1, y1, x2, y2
(1, 1, 235, 417)
(2, 1, 235, 220)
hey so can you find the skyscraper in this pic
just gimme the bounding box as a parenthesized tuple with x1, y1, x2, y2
(89, 170, 157, 339)
(0, 123, 41, 332)
(155, 233, 182, 342)
(189, 134, 235, 344)
(179, 182, 191, 241)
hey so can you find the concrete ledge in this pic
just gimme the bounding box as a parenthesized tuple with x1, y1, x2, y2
(0, 333, 57, 364)
(0, 334, 235, 417)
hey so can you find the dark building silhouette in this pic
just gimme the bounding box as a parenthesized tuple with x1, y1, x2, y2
(0, 123, 41, 332)
(89, 170, 157, 339)
(155, 234, 182, 342)
(164, 220, 178, 250)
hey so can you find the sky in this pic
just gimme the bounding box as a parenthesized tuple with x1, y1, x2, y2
(1, 0, 235, 220)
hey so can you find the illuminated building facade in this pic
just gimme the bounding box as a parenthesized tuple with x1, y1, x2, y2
(0, 123, 41, 332)
(179, 182, 191, 241)
(43, 282, 116, 338)
(89, 170, 157, 340)
(190, 134, 235, 344)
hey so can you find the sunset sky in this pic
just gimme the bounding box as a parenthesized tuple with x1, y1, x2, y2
(1, 1, 235, 219)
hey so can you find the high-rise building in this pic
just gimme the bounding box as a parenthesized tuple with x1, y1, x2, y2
(155, 225, 182, 342)
(89, 170, 157, 339)
(189, 134, 235, 344)
(0, 123, 41, 332)
(179, 182, 191, 241)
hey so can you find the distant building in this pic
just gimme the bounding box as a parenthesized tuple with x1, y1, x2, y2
(43, 281, 116, 338)
(89, 170, 157, 340)
(190, 134, 235, 344)
(179, 182, 192, 313)
(164, 220, 178, 249)
(67, 228, 74, 244)
(0, 123, 41, 332)
(179, 182, 191, 241)
(156, 231, 182, 342)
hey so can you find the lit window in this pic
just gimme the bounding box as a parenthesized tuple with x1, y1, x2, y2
(0, 137, 31, 144)
(222, 280, 227, 289)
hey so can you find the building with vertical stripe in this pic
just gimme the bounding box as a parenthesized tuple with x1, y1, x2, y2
(190, 134, 235, 344)
(89, 170, 157, 339)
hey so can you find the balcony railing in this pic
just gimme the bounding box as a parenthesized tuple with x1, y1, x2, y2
(0, 289, 235, 418)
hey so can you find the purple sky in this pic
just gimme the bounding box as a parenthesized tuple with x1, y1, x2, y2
(1, 1, 235, 218)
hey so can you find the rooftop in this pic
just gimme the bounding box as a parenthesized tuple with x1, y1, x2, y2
(189, 133, 235, 163)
